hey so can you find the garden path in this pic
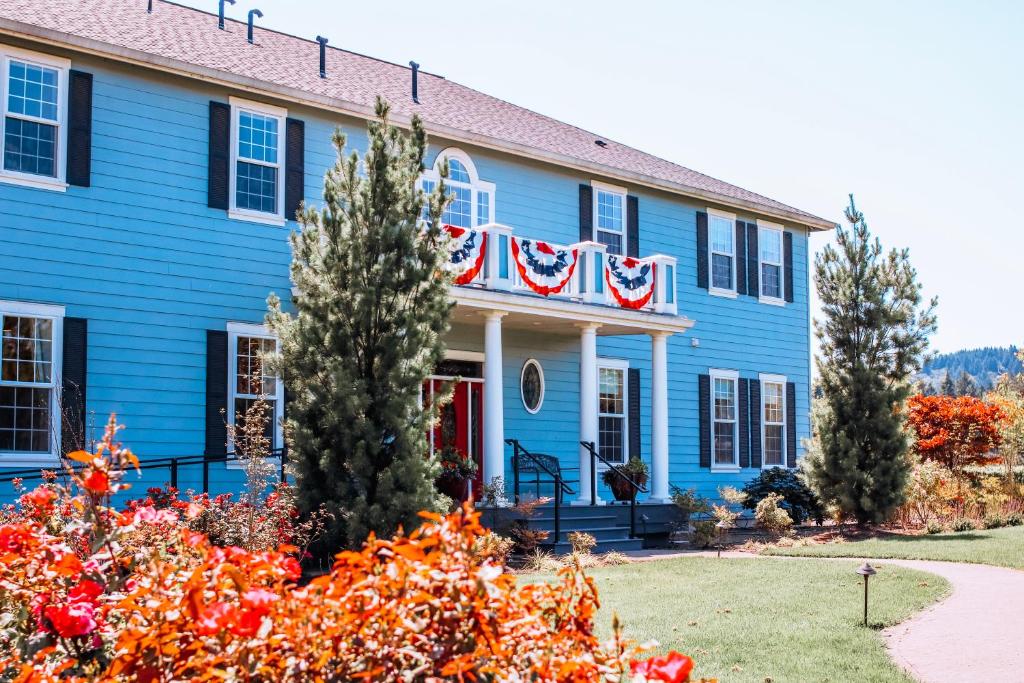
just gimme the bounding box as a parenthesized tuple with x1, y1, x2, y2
(624, 549, 1024, 683)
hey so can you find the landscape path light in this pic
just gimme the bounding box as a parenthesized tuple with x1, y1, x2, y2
(715, 519, 729, 558)
(856, 562, 877, 626)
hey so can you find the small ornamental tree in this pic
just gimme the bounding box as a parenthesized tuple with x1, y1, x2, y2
(804, 195, 937, 525)
(267, 98, 453, 549)
(906, 394, 1004, 475)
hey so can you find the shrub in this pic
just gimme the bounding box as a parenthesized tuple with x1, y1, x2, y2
(568, 530, 597, 554)
(902, 457, 957, 527)
(984, 514, 1006, 529)
(741, 467, 824, 524)
(925, 520, 945, 535)
(690, 520, 718, 548)
(952, 517, 976, 532)
(1006, 512, 1024, 527)
(755, 493, 794, 536)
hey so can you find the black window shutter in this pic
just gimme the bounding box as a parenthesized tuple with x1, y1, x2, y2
(784, 231, 795, 303)
(738, 377, 750, 468)
(66, 71, 93, 187)
(746, 223, 759, 298)
(696, 211, 709, 289)
(208, 101, 231, 210)
(578, 184, 593, 243)
(735, 221, 748, 296)
(628, 368, 641, 460)
(284, 117, 305, 221)
(698, 374, 711, 468)
(786, 381, 798, 468)
(626, 195, 640, 258)
(61, 318, 88, 452)
(205, 330, 229, 456)
(749, 379, 762, 468)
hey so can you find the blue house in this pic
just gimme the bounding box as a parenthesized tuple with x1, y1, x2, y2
(0, 0, 835, 530)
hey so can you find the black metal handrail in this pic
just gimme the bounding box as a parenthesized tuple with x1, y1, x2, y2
(580, 440, 648, 538)
(0, 448, 288, 493)
(505, 437, 574, 545)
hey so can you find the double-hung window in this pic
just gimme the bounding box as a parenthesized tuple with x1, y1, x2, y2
(420, 148, 495, 228)
(227, 323, 284, 458)
(0, 301, 63, 464)
(229, 97, 286, 225)
(761, 374, 787, 468)
(710, 368, 738, 468)
(758, 221, 784, 303)
(598, 360, 628, 464)
(0, 46, 69, 190)
(592, 181, 626, 255)
(708, 209, 736, 295)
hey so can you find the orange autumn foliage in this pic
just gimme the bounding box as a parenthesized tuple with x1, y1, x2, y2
(907, 394, 1004, 472)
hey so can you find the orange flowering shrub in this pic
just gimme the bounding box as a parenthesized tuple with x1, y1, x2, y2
(907, 394, 1004, 473)
(0, 417, 707, 682)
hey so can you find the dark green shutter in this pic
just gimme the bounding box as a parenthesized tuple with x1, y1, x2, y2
(207, 101, 231, 209)
(61, 318, 88, 451)
(784, 231, 794, 303)
(738, 377, 750, 468)
(696, 212, 709, 289)
(746, 223, 759, 297)
(626, 195, 640, 258)
(749, 379, 762, 468)
(284, 117, 305, 221)
(66, 71, 93, 187)
(579, 185, 593, 243)
(786, 382, 797, 467)
(735, 221, 748, 296)
(205, 330, 229, 456)
(628, 368, 641, 459)
(698, 374, 711, 468)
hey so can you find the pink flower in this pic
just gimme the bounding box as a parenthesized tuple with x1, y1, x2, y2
(630, 651, 694, 683)
(44, 600, 97, 638)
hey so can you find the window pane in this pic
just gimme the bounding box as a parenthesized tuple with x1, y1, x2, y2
(599, 368, 624, 415)
(0, 385, 50, 453)
(7, 61, 59, 122)
(714, 422, 735, 465)
(710, 216, 734, 253)
(3, 117, 56, 177)
(596, 190, 624, 233)
(762, 263, 781, 299)
(1, 316, 53, 385)
(599, 415, 624, 463)
(597, 230, 622, 255)
(711, 253, 733, 290)
(713, 378, 735, 420)
(764, 424, 784, 466)
(760, 229, 782, 263)
(236, 336, 277, 396)
(233, 397, 276, 450)
(476, 191, 490, 226)
(420, 179, 436, 222)
(764, 382, 784, 424)
(237, 111, 278, 163)
(447, 158, 471, 184)
(442, 184, 472, 228)
(236, 161, 278, 214)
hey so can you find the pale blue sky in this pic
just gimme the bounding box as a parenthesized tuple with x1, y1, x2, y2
(176, 0, 1021, 353)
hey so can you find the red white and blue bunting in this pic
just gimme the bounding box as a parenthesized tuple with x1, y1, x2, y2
(605, 256, 656, 310)
(510, 237, 579, 296)
(444, 225, 486, 285)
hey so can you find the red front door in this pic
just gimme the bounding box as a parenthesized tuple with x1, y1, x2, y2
(425, 370, 484, 499)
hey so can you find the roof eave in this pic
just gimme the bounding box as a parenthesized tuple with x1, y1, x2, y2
(0, 18, 838, 232)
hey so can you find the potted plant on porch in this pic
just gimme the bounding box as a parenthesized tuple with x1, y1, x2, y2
(602, 457, 650, 502)
(436, 447, 478, 503)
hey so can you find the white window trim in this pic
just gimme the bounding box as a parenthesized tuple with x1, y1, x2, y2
(0, 45, 70, 192)
(421, 147, 496, 228)
(591, 180, 628, 253)
(759, 373, 788, 469)
(597, 357, 629, 466)
(757, 219, 785, 306)
(707, 208, 738, 298)
(226, 321, 284, 468)
(519, 358, 545, 414)
(709, 367, 739, 471)
(0, 299, 65, 467)
(227, 96, 287, 227)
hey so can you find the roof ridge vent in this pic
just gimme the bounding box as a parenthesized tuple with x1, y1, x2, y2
(218, 0, 234, 30)
(316, 36, 328, 78)
(247, 8, 263, 44)
(409, 61, 420, 104)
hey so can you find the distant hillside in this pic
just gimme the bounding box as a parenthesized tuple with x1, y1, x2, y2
(919, 346, 1022, 394)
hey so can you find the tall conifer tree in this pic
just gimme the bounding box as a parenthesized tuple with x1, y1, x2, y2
(804, 196, 937, 525)
(267, 98, 452, 548)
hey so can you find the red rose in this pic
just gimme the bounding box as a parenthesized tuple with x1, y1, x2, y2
(68, 580, 104, 603)
(81, 469, 110, 495)
(44, 600, 97, 638)
(630, 651, 694, 683)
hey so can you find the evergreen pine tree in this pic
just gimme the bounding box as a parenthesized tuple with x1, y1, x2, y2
(267, 98, 453, 549)
(954, 370, 978, 397)
(804, 195, 937, 525)
(940, 372, 956, 396)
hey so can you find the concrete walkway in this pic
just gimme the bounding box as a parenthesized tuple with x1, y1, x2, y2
(623, 549, 1024, 683)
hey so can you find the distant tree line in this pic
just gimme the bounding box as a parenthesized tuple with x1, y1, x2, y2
(919, 346, 1022, 395)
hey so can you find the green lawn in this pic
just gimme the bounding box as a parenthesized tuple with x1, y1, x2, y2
(523, 556, 947, 683)
(763, 525, 1024, 570)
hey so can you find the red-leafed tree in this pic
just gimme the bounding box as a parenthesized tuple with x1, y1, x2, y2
(906, 394, 1004, 474)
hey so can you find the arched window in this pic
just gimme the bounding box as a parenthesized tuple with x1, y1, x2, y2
(420, 148, 495, 228)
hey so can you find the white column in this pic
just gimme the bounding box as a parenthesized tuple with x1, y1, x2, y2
(650, 332, 671, 502)
(482, 311, 507, 495)
(575, 322, 601, 505)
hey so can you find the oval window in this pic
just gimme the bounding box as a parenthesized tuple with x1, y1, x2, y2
(520, 359, 545, 414)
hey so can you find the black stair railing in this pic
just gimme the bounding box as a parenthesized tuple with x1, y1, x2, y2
(505, 437, 574, 544)
(580, 440, 648, 539)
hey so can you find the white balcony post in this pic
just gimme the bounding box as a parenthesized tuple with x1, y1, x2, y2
(649, 254, 678, 315)
(577, 241, 608, 306)
(483, 311, 507, 493)
(575, 322, 602, 505)
(650, 331, 671, 502)
(483, 223, 513, 292)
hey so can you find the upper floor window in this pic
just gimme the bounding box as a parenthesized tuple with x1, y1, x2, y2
(229, 97, 286, 225)
(592, 181, 626, 255)
(760, 374, 787, 467)
(227, 322, 284, 456)
(598, 359, 629, 464)
(708, 209, 736, 295)
(710, 368, 738, 468)
(421, 148, 495, 228)
(759, 221, 784, 303)
(0, 46, 69, 189)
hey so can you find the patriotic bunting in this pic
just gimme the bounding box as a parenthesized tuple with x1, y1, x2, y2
(444, 225, 486, 285)
(605, 255, 656, 310)
(510, 237, 579, 296)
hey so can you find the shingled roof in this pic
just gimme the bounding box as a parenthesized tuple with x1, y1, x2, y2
(0, 0, 835, 230)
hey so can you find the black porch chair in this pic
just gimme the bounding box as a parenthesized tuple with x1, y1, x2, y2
(513, 453, 578, 505)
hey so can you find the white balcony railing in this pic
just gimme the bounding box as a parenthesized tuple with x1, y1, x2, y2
(443, 223, 677, 315)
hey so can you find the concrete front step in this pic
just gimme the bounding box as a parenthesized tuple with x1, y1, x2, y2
(549, 526, 634, 543)
(531, 515, 619, 531)
(548, 537, 644, 553)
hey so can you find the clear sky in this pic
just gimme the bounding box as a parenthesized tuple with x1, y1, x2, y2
(175, 0, 1021, 353)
